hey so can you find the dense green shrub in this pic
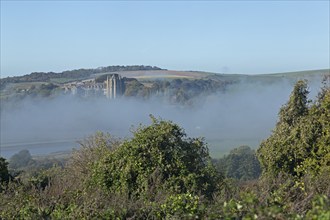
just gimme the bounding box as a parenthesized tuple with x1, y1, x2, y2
(9, 149, 34, 170)
(215, 146, 261, 181)
(90, 116, 221, 199)
(258, 79, 330, 179)
(0, 157, 10, 187)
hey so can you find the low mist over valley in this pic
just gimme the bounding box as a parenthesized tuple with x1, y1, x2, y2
(1, 66, 328, 158)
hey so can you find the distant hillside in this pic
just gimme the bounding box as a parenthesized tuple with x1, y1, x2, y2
(93, 70, 213, 80)
(0, 65, 164, 88)
(205, 69, 330, 84)
(1, 67, 329, 106)
(248, 69, 330, 83)
(2, 66, 328, 87)
(261, 69, 329, 78)
(92, 68, 330, 85)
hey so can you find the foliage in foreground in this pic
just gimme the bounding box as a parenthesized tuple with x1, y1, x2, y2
(258, 79, 330, 180)
(90, 116, 220, 199)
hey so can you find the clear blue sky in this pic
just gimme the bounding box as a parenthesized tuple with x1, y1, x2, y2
(1, 1, 329, 77)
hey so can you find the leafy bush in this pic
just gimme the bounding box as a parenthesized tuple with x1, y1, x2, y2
(215, 146, 261, 181)
(258, 79, 330, 179)
(0, 157, 10, 188)
(9, 149, 34, 170)
(91, 116, 221, 199)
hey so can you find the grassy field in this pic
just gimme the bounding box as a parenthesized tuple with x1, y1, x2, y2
(92, 70, 213, 80)
(49, 78, 78, 84)
(0, 82, 48, 98)
(260, 69, 329, 78)
(5, 68, 326, 86)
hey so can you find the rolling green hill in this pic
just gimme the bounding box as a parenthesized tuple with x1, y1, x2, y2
(1, 67, 329, 103)
(205, 69, 329, 83)
(1, 66, 329, 87)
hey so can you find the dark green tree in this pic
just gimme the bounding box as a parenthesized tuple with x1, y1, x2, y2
(258, 79, 330, 179)
(295, 77, 330, 178)
(91, 116, 221, 199)
(9, 149, 34, 170)
(279, 80, 309, 126)
(0, 157, 10, 184)
(217, 146, 261, 181)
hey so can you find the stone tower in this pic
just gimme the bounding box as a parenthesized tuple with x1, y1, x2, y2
(105, 74, 124, 99)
